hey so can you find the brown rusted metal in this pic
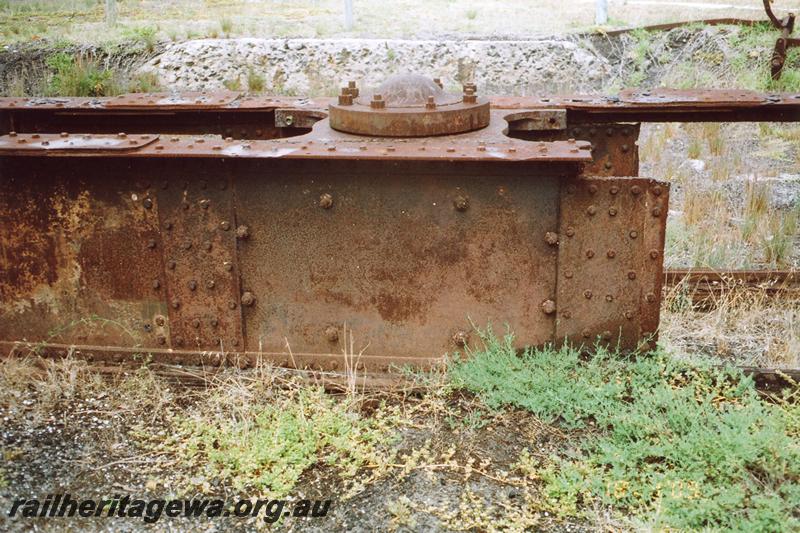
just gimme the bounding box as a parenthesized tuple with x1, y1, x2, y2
(329, 75, 490, 137)
(2, 80, 800, 378)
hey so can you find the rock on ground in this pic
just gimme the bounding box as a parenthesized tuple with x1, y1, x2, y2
(139, 38, 611, 95)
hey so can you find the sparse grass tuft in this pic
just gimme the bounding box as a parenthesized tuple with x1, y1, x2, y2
(450, 331, 800, 531)
(45, 52, 117, 97)
(246, 67, 265, 93)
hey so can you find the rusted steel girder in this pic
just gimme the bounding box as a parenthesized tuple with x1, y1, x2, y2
(1, 82, 798, 374)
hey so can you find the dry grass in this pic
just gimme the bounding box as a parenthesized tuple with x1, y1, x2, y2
(660, 279, 800, 368)
(0, 0, 781, 45)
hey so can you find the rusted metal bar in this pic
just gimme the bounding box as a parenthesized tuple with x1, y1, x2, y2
(1, 77, 798, 380)
(664, 268, 800, 308)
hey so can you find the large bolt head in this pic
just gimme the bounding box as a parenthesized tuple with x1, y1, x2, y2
(541, 299, 557, 315)
(241, 291, 255, 306)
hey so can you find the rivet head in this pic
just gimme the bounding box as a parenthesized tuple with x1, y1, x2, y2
(199, 199, 210, 209)
(652, 207, 662, 217)
(629, 230, 638, 239)
(203, 241, 212, 252)
(607, 249, 616, 258)
(588, 184, 598, 195)
(541, 299, 557, 315)
(236, 225, 250, 239)
(210, 318, 219, 327)
(581, 329, 591, 339)
(586, 249, 595, 259)
(631, 185, 642, 195)
(171, 299, 181, 309)
(325, 326, 339, 342)
(646, 292, 657, 303)
(610, 186, 619, 195)
(146, 239, 157, 249)
(583, 290, 593, 299)
(649, 249, 659, 259)
(241, 291, 255, 306)
(565, 227, 575, 237)
(624, 310, 634, 319)
(653, 186, 663, 196)
(188, 280, 197, 291)
(564, 270, 574, 279)
(628, 271, 637, 280)
(157, 335, 167, 345)
(175, 336, 184, 347)
(544, 232, 559, 246)
(586, 205, 597, 216)
(602, 331, 612, 341)
(206, 280, 215, 289)
(154, 315, 166, 327)
(219, 221, 231, 232)
(152, 279, 160, 290)
(192, 319, 201, 329)
(167, 260, 176, 270)
(453, 195, 469, 212)
(143, 197, 153, 209)
(605, 294, 614, 302)
(319, 193, 334, 209)
(224, 261, 233, 272)
(621, 144, 630, 153)
(228, 301, 237, 310)
(183, 241, 192, 250)
(164, 221, 173, 230)
(452, 330, 469, 347)
(563, 310, 572, 319)
(608, 207, 617, 216)
(604, 162, 613, 170)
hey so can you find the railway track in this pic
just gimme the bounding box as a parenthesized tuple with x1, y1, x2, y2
(664, 268, 800, 306)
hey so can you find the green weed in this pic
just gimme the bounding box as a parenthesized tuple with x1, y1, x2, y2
(45, 52, 116, 97)
(246, 68, 265, 92)
(450, 331, 800, 530)
(141, 385, 398, 497)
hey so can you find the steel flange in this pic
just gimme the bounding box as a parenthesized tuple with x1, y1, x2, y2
(329, 74, 490, 137)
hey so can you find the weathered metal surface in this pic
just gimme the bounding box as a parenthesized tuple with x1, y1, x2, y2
(510, 122, 640, 177)
(555, 176, 668, 349)
(3, 81, 800, 376)
(0, 158, 168, 350)
(329, 75, 490, 137)
(235, 159, 561, 361)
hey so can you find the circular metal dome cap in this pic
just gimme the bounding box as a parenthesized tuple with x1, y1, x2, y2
(329, 74, 490, 137)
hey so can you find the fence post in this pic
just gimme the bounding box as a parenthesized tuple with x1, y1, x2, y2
(595, 0, 608, 25)
(106, 0, 118, 26)
(344, 0, 354, 30)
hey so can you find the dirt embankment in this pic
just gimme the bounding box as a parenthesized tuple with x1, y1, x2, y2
(0, 24, 776, 96)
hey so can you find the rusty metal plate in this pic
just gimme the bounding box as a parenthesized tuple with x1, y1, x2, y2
(555, 176, 669, 348)
(105, 91, 241, 109)
(619, 88, 765, 106)
(0, 158, 168, 351)
(0, 131, 593, 164)
(0, 132, 158, 152)
(152, 161, 243, 351)
(234, 159, 562, 361)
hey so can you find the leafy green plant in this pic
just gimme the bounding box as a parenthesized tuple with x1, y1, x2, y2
(45, 52, 115, 97)
(450, 331, 800, 530)
(142, 386, 398, 497)
(123, 25, 159, 53)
